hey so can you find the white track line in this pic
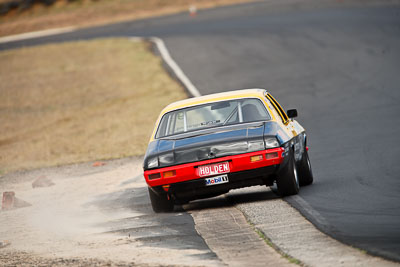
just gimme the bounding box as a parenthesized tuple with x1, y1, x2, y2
(149, 37, 202, 97)
(0, 27, 76, 44)
(130, 36, 201, 97)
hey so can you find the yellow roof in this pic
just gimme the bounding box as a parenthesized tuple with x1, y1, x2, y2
(161, 88, 267, 114)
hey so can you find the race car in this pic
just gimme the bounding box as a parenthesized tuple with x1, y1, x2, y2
(143, 89, 313, 212)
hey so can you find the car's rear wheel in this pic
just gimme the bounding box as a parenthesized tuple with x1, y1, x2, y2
(148, 187, 174, 213)
(276, 151, 300, 196)
(297, 150, 313, 186)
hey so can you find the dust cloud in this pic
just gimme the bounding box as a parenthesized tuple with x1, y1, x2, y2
(0, 158, 221, 266)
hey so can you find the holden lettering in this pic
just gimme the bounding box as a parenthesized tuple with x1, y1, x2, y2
(198, 162, 230, 177)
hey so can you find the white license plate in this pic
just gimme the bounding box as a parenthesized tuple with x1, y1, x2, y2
(205, 174, 229, 186)
(197, 161, 230, 177)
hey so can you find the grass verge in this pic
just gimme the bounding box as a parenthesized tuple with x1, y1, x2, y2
(0, 0, 256, 37)
(0, 38, 186, 174)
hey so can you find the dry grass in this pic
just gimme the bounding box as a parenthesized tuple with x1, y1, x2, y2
(0, 0, 256, 37)
(0, 38, 186, 174)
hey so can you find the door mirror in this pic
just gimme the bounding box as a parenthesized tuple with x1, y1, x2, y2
(287, 109, 298, 119)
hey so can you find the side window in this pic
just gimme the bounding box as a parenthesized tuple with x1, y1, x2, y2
(241, 98, 271, 122)
(265, 93, 289, 124)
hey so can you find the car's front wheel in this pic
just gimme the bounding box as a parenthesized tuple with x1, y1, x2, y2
(276, 151, 300, 196)
(148, 187, 174, 213)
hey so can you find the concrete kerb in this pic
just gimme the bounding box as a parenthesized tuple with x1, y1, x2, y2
(235, 188, 400, 267)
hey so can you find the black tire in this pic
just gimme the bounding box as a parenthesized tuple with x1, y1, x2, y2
(148, 187, 174, 213)
(297, 150, 314, 186)
(276, 151, 300, 196)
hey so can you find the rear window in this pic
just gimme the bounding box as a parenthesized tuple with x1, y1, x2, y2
(155, 98, 271, 138)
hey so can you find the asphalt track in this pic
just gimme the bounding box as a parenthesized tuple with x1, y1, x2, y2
(2, 0, 400, 262)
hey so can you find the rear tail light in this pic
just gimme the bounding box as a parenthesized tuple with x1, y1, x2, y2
(250, 155, 263, 162)
(148, 173, 161, 180)
(162, 185, 170, 192)
(265, 152, 279, 159)
(163, 170, 176, 178)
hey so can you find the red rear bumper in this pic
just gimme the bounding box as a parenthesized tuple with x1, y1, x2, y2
(144, 147, 284, 187)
